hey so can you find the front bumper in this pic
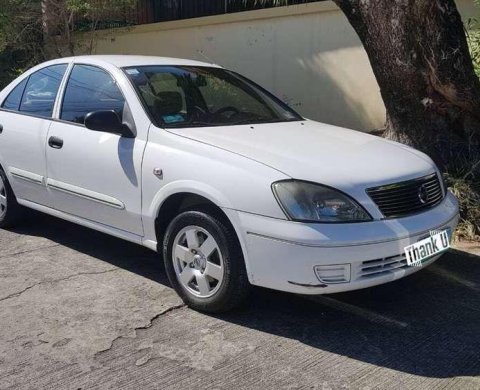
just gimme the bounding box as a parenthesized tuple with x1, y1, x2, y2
(224, 192, 459, 295)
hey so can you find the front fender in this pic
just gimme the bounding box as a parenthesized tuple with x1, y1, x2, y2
(147, 179, 233, 221)
(140, 128, 289, 250)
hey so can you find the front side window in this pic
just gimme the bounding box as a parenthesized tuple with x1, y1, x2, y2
(1, 78, 28, 111)
(19, 64, 68, 118)
(61, 65, 125, 124)
(124, 66, 302, 127)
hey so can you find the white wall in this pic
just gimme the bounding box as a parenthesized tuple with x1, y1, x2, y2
(92, 0, 479, 132)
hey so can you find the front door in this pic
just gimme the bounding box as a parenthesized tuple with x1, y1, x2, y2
(46, 64, 145, 236)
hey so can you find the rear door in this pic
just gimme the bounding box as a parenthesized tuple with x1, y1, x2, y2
(0, 64, 68, 207)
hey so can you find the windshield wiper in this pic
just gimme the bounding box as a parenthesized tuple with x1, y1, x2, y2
(164, 118, 300, 128)
(166, 121, 222, 128)
(229, 118, 287, 126)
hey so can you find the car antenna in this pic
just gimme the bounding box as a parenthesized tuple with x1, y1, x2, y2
(197, 50, 220, 66)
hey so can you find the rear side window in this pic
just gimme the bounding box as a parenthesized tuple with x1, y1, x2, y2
(61, 64, 125, 124)
(19, 64, 68, 118)
(2, 78, 28, 111)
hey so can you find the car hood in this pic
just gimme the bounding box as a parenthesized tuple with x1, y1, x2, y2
(168, 120, 436, 192)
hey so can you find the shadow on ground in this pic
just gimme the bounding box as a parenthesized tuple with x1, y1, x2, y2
(10, 211, 480, 379)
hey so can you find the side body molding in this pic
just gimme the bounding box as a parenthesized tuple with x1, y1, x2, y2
(46, 178, 125, 209)
(9, 167, 45, 185)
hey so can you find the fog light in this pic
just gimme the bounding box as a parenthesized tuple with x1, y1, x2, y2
(314, 264, 351, 284)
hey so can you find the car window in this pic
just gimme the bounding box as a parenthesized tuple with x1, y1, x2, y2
(61, 64, 125, 124)
(1, 78, 28, 111)
(19, 64, 68, 118)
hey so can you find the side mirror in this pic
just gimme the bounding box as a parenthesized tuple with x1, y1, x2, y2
(84, 110, 135, 138)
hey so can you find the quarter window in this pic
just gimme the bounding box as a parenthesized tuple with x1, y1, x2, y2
(1, 78, 28, 111)
(61, 65, 125, 124)
(19, 64, 68, 118)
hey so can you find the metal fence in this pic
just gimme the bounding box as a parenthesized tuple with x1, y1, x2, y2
(152, 0, 323, 23)
(86, 0, 325, 28)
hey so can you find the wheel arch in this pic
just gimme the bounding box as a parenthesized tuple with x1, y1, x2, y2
(146, 181, 252, 280)
(147, 181, 231, 243)
(154, 192, 240, 254)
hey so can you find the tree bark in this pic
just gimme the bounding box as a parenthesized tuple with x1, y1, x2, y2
(333, 0, 480, 168)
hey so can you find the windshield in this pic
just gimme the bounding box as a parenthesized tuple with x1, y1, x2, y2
(124, 66, 302, 128)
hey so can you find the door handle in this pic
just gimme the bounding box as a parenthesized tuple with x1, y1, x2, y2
(48, 136, 63, 149)
(0, 124, 3, 134)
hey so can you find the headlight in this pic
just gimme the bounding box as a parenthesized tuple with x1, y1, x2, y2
(272, 180, 372, 223)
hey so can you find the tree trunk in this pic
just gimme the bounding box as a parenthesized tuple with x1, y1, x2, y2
(334, 0, 480, 169)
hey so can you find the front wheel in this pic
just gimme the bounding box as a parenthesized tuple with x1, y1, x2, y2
(163, 209, 250, 313)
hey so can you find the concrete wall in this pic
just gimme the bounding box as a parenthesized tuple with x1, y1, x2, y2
(92, 0, 479, 132)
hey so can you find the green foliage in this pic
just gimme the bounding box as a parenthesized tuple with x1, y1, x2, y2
(67, 0, 94, 14)
(66, 0, 137, 28)
(0, 0, 137, 88)
(70, 0, 138, 32)
(66, 0, 136, 15)
(0, 0, 43, 88)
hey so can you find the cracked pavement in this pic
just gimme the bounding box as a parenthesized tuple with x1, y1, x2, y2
(0, 211, 479, 389)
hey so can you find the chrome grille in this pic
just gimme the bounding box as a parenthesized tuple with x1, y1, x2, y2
(366, 174, 444, 218)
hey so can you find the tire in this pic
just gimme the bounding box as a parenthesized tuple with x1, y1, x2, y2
(0, 168, 23, 228)
(163, 208, 250, 313)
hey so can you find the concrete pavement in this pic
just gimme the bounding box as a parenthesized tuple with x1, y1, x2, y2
(0, 211, 479, 389)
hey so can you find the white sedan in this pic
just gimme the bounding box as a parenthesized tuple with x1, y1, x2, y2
(0, 56, 459, 312)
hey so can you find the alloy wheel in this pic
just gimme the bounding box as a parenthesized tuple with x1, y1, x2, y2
(172, 225, 225, 298)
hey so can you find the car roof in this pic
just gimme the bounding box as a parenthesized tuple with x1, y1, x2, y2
(0, 55, 223, 100)
(48, 55, 222, 69)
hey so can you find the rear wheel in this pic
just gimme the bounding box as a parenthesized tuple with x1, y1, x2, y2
(0, 168, 22, 228)
(163, 209, 250, 313)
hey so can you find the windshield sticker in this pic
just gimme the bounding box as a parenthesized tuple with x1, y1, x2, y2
(126, 68, 140, 75)
(163, 114, 185, 124)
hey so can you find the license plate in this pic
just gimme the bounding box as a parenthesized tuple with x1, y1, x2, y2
(404, 229, 451, 267)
